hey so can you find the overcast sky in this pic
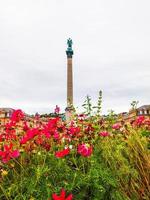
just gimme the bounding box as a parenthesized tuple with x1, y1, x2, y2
(0, 0, 150, 114)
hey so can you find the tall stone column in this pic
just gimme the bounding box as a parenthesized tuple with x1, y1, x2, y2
(65, 38, 74, 122)
(66, 38, 74, 107)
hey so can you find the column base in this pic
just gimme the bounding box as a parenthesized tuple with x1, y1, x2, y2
(65, 106, 74, 122)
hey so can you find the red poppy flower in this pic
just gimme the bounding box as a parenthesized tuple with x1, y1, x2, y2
(52, 188, 73, 200)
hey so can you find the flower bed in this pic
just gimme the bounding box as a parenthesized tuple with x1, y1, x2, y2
(0, 109, 150, 200)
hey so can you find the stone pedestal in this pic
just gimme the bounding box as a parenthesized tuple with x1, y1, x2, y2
(65, 106, 74, 122)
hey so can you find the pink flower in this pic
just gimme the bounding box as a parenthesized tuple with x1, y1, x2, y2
(77, 144, 93, 157)
(54, 105, 60, 114)
(11, 150, 20, 158)
(112, 123, 121, 130)
(99, 131, 110, 137)
(134, 116, 145, 126)
(52, 188, 73, 200)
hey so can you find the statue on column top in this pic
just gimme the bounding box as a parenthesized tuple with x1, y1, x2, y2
(66, 38, 73, 57)
(67, 38, 73, 51)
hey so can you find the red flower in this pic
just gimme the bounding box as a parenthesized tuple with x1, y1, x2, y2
(68, 126, 80, 136)
(42, 118, 60, 138)
(23, 121, 29, 131)
(55, 148, 70, 158)
(54, 131, 60, 140)
(77, 144, 93, 157)
(52, 188, 73, 200)
(0, 143, 20, 163)
(11, 109, 24, 123)
(99, 131, 110, 137)
(20, 128, 39, 144)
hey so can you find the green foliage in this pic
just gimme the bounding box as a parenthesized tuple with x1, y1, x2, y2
(82, 95, 93, 117)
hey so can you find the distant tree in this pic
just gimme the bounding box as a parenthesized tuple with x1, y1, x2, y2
(130, 100, 139, 110)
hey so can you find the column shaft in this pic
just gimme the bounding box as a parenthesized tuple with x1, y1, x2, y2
(67, 57, 73, 106)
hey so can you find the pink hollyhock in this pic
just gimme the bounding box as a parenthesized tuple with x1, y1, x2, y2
(54, 105, 60, 114)
(55, 148, 70, 158)
(0, 143, 20, 163)
(52, 188, 73, 200)
(99, 131, 110, 137)
(77, 144, 93, 157)
(112, 123, 121, 130)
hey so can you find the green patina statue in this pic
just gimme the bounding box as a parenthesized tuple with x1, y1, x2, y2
(67, 38, 72, 47)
